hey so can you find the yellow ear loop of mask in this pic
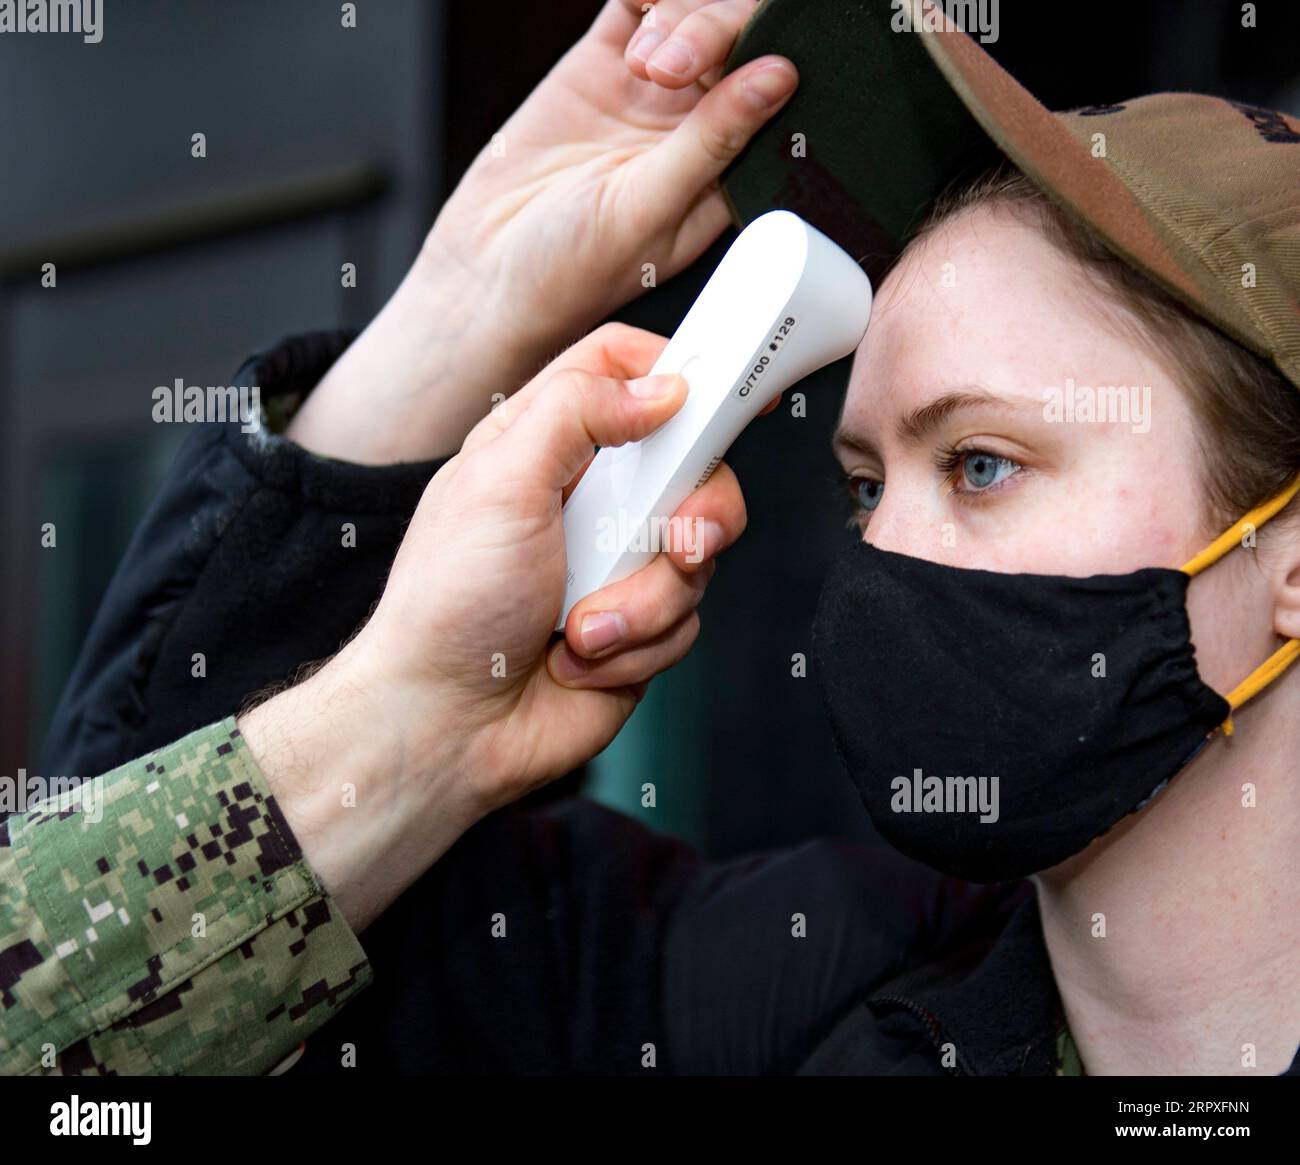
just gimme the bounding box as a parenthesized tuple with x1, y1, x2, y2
(1179, 469, 1300, 737)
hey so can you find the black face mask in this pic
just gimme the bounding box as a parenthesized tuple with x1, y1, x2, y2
(810, 477, 1300, 884)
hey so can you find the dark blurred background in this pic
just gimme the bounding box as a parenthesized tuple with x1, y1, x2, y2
(3, 0, 1297, 858)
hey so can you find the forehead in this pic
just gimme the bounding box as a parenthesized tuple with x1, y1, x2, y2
(826, 205, 1201, 462)
(839, 206, 1180, 428)
(862, 208, 1089, 368)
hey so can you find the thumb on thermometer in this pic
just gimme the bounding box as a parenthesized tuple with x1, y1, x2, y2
(508, 368, 688, 494)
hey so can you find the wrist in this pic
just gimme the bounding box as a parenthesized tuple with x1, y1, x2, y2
(418, 216, 561, 383)
(237, 637, 487, 932)
(285, 245, 526, 464)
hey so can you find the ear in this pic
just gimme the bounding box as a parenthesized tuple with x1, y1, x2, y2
(1270, 521, 1300, 640)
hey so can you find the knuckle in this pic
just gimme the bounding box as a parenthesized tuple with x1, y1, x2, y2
(546, 366, 595, 401)
(696, 114, 748, 164)
(635, 565, 689, 634)
(715, 465, 748, 530)
(690, 5, 733, 41)
(669, 568, 709, 611)
(646, 575, 683, 634)
(593, 320, 638, 346)
(674, 610, 702, 656)
(698, 65, 725, 90)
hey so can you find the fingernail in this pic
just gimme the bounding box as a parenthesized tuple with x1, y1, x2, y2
(647, 37, 693, 76)
(628, 374, 680, 399)
(580, 611, 628, 654)
(550, 642, 590, 682)
(630, 28, 664, 65)
(742, 62, 796, 109)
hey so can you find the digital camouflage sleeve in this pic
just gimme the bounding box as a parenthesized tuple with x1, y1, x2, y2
(0, 717, 371, 1075)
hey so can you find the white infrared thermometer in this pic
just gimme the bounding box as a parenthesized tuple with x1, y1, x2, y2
(556, 210, 874, 630)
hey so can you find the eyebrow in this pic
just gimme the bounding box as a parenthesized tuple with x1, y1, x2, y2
(832, 386, 1037, 460)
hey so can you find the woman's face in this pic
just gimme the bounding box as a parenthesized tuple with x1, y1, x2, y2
(833, 203, 1278, 696)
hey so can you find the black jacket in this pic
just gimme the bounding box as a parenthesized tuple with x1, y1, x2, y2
(43, 331, 1299, 1077)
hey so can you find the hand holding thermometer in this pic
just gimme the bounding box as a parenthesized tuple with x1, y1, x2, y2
(556, 210, 874, 630)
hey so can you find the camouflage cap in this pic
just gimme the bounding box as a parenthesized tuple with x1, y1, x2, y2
(719, 0, 1300, 392)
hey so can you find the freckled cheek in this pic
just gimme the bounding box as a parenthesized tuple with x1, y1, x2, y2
(1046, 437, 1196, 567)
(943, 493, 1058, 571)
(1075, 506, 1189, 573)
(1113, 449, 1207, 565)
(965, 531, 1043, 572)
(1152, 523, 1194, 567)
(982, 481, 1130, 573)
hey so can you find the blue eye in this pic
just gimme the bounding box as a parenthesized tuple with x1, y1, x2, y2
(933, 445, 1023, 497)
(854, 476, 884, 512)
(957, 451, 1018, 491)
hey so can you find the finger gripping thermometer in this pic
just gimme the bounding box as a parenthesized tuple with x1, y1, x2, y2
(556, 210, 874, 631)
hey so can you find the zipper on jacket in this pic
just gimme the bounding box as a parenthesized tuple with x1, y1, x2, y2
(870, 993, 969, 1076)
